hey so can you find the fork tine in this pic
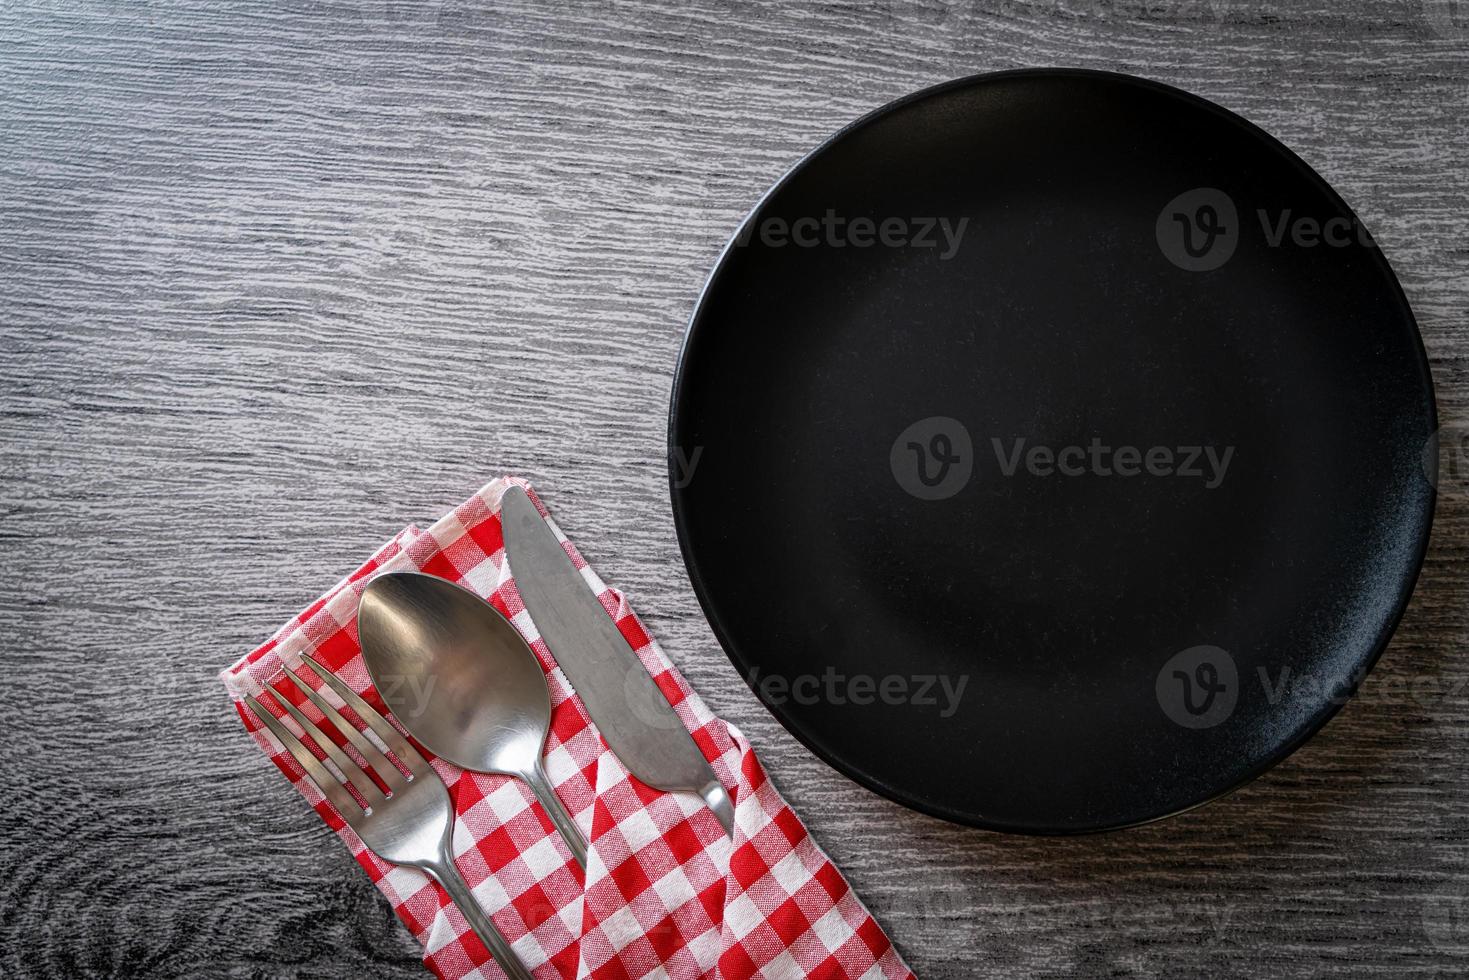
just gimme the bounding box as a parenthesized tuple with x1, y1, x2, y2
(299, 655, 430, 772)
(266, 682, 385, 806)
(245, 694, 360, 818)
(290, 677, 408, 794)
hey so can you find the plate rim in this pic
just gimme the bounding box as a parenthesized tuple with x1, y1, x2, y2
(666, 67, 1438, 834)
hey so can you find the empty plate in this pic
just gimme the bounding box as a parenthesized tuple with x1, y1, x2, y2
(668, 70, 1436, 833)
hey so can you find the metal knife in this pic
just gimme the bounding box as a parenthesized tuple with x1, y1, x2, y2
(500, 486, 735, 837)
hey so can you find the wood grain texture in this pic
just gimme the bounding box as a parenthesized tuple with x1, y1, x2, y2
(1, 1, 1467, 977)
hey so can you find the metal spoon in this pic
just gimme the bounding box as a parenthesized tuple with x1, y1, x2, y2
(356, 571, 589, 868)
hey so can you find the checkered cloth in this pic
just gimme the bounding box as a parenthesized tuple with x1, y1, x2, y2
(221, 477, 913, 980)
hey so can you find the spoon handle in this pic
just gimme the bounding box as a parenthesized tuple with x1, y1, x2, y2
(523, 756, 588, 869)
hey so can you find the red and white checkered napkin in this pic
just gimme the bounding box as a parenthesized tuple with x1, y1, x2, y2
(221, 477, 913, 980)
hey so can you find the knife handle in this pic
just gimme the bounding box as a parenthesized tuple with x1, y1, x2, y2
(699, 778, 735, 838)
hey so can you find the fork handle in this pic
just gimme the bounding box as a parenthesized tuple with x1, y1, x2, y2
(521, 757, 589, 870)
(421, 856, 534, 980)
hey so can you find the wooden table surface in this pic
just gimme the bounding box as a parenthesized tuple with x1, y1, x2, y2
(3, 1, 1467, 977)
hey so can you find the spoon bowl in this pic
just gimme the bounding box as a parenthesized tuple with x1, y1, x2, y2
(357, 572, 588, 867)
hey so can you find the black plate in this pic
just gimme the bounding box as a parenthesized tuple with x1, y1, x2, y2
(668, 70, 1436, 834)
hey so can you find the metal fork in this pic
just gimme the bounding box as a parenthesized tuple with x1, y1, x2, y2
(245, 655, 533, 980)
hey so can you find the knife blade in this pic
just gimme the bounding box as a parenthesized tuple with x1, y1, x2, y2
(500, 486, 734, 837)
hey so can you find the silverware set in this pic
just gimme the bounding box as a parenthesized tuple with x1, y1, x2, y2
(248, 487, 732, 978)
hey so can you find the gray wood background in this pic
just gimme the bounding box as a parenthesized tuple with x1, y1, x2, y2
(2, 0, 1467, 977)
